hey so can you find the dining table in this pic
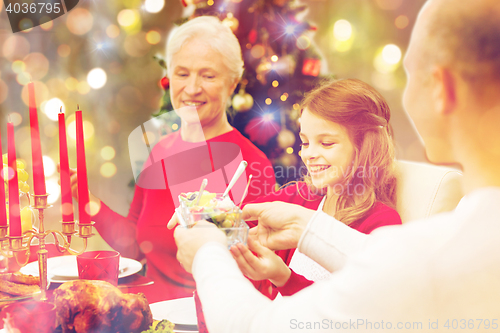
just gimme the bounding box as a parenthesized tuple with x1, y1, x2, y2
(0, 243, 199, 333)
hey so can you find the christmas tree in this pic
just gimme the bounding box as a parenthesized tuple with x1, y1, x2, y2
(158, 0, 325, 185)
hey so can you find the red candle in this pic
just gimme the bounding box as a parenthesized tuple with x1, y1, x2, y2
(0, 127, 7, 226)
(58, 110, 74, 222)
(75, 109, 90, 225)
(7, 122, 21, 236)
(28, 82, 46, 196)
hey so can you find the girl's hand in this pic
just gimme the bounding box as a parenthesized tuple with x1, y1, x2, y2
(230, 236, 291, 287)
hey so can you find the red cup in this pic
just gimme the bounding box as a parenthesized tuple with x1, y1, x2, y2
(194, 290, 209, 333)
(77, 250, 120, 286)
(3, 301, 56, 333)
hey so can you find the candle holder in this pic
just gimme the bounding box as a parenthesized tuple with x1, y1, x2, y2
(0, 193, 94, 301)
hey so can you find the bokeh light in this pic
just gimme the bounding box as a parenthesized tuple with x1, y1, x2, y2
(382, 44, 402, 64)
(0, 80, 7, 105)
(271, 55, 278, 62)
(172, 123, 179, 131)
(296, 35, 311, 50)
(250, 45, 265, 59)
(286, 147, 294, 154)
(67, 8, 93, 35)
(124, 32, 150, 57)
(374, 45, 401, 74)
(265, 98, 272, 105)
(58, 44, 71, 57)
(145, 0, 164, 13)
(100, 162, 117, 178)
(146, 30, 161, 45)
(87, 200, 101, 216)
(43, 156, 56, 177)
(106, 24, 120, 39)
(46, 179, 60, 205)
(2, 35, 30, 61)
(44, 123, 58, 138)
(333, 19, 352, 41)
(77, 81, 91, 95)
(47, 78, 69, 101)
(65, 77, 79, 91)
(376, 0, 402, 10)
(87, 68, 107, 89)
(19, 18, 34, 32)
(16, 72, 30, 85)
(8, 113, 22, 126)
(272, 80, 279, 87)
(40, 18, 54, 31)
(11, 60, 26, 74)
(117, 9, 141, 33)
(395, 15, 409, 29)
(24, 52, 50, 80)
(67, 120, 95, 141)
(101, 146, 116, 160)
(43, 98, 65, 121)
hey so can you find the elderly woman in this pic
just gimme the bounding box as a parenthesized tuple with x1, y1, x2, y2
(71, 16, 275, 302)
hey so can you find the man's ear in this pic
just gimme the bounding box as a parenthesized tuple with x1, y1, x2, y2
(432, 67, 457, 115)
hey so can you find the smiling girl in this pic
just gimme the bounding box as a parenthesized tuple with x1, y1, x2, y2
(231, 78, 402, 297)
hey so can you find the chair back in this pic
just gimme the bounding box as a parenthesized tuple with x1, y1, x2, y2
(395, 160, 463, 223)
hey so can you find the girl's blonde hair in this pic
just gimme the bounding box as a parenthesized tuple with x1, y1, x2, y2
(301, 78, 397, 224)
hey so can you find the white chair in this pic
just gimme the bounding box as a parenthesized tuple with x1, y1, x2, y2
(395, 160, 463, 223)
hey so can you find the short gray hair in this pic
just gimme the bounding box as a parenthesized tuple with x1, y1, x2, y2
(423, 0, 500, 86)
(165, 16, 244, 82)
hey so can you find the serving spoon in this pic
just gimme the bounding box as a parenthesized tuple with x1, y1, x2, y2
(222, 161, 248, 199)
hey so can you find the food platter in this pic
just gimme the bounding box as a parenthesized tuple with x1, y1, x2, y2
(150, 297, 198, 331)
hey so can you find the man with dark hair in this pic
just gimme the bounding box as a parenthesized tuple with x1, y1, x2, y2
(172, 0, 500, 331)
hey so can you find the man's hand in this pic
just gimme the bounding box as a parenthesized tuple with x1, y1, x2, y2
(174, 221, 226, 273)
(242, 202, 315, 251)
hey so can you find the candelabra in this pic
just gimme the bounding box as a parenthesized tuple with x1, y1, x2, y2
(0, 194, 94, 301)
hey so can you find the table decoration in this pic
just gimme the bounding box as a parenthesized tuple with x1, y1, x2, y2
(76, 250, 120, 286)
(0, 99, 95, 302)
(20, 256, 142, 283)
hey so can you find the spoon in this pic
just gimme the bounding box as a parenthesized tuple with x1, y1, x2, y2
(222, 161, 248, 198)
(238, 174, 253, 209)
(195, 179, 208, 206)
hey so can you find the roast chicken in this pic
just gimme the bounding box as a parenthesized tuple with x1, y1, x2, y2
(53, 280, 153, 333)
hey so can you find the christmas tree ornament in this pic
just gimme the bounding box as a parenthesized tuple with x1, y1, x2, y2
(244, 116, 281, 146)
(273, 0, 287, 7)
(302, 58, 321, 77)
(160, 77, 170, 90)
(248, 29, 258, 44)
(277, 128, 296, 148)
(232, 87, 254, 112)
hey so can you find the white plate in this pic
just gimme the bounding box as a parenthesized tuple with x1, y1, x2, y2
(150, 297, 197, 327)
(19, 256, 142, 283)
